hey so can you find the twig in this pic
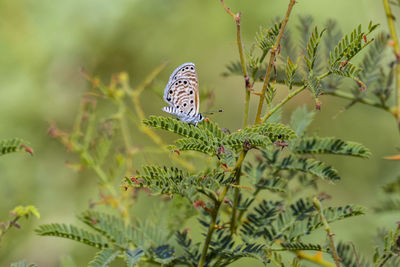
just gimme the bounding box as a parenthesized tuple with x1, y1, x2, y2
(261, 84, 307, 122)
(198, 151, 247, 267)
(229, 151, 247, 235)
(220, 0, 251, 127)
(324, 90, 391, 111)
(348, 242, 361, 267)
(254, 0, 297, 124)
(313, 197, 341, 267)
(383, 0, 400, 127)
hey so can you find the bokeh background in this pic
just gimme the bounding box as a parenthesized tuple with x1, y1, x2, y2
(1, 0, 399, 266)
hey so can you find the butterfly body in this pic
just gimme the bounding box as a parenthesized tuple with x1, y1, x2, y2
(162, 62, 204, 125)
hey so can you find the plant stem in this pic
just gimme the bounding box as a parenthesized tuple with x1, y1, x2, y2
(198, 151, 247, 267)
(229, 150, 247, 235)
(254, 0, 297, 124)
(198, 185, 228, 267)
(324, 90, 391, 111)
(261, 85, 307, 122)
(382, 0, 400, 125)
(313, 197, 341, 267)
(220, 0, 251, 127)
(296, 251, 336, 267)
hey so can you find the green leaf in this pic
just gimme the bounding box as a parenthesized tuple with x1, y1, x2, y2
(374, 196, 400, 213)
(11, 205, 40, 219)
(79, 210, 130, 248)
(304, 26, 326, 71)
(290, 105, 316, 137)
(285, 57, 299, 90)
(329, 23, 378, 65)
(222, 132, 272, 150)
(293, 137, 371, 158)
(222, 61, 243, 77)
(0, 138, 32, 156)
(10, 261, 37, 267)
(263, 150, 341, 182)
(329, 61, 362, 85)
(255, 23, 281, 54)
(35, 223, 108, 249)
(265, 84, 277, 105)
(382, 176, 400, 194)
(125, 167, 227, 201)
(306, 73, 322, 98)
(174, 137, 216, 155)
(242, 122, 297, 142)
(88, 249, 120, 267)
(143, 116, 216, 143)
(242, 198, 364, 244)
(337, 242, 370, 267)
(280, 242, 324, 251)
(125, 248, 144, 267)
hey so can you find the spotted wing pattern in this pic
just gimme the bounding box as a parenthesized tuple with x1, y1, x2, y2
(162, 63, 203, 125)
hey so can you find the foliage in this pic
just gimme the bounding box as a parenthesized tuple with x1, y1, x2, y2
(0, 138, 33, 156)
(10, 261, 37, 267)
(31, 1, 400, 266)
(0, 204, 40, 244)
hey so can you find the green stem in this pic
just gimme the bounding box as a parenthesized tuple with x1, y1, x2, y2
(198, 151, 247, 267)
(313, 197, 341, 267)
(220, 0, 250, 127)
(324, 90, 391, 111)
(255, 0, 297, 124)
(261, 85, 307, 122)
(382, 0, 400, 126)
(198, 186, 228, 267)
(236, 187, 261, 224)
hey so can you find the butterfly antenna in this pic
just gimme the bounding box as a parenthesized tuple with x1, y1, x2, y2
(202, 109, 223, 115)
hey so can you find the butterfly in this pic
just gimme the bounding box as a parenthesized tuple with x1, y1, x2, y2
(162, 62, 204, 125)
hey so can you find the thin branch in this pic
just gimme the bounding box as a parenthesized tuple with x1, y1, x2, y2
(313, 197, 341, 267)
(198, 150, 247, 267)
(220, 0, 251, 127)
(229, 151, 247, 235)
(324, 90, 392, 112)
(261, 84, 307, 122)
(383, 0, 400, 125)
(254, 0, 297, 124)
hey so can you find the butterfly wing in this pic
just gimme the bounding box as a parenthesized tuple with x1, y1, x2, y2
(163, 62, 200, 117)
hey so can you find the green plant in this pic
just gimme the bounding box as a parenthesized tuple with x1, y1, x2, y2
(34, 0, 400, 266)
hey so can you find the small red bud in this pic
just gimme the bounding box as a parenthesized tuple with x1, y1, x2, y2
(90, 218, 97, 225)
(363, 35, 367, 43)
(315, 100, 322, 110)
(193, 200, 206, 209)
(173, 149, 180, 156)
(339, 60, 349, 70)
(221, 163, 228, 171)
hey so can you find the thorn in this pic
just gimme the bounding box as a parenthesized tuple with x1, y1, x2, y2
(223, 198, 233, 207)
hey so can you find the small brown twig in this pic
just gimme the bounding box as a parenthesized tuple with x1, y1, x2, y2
(220, 0, 251, 127)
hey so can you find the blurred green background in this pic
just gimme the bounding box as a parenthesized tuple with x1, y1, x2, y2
(0, 0, 399, 266)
